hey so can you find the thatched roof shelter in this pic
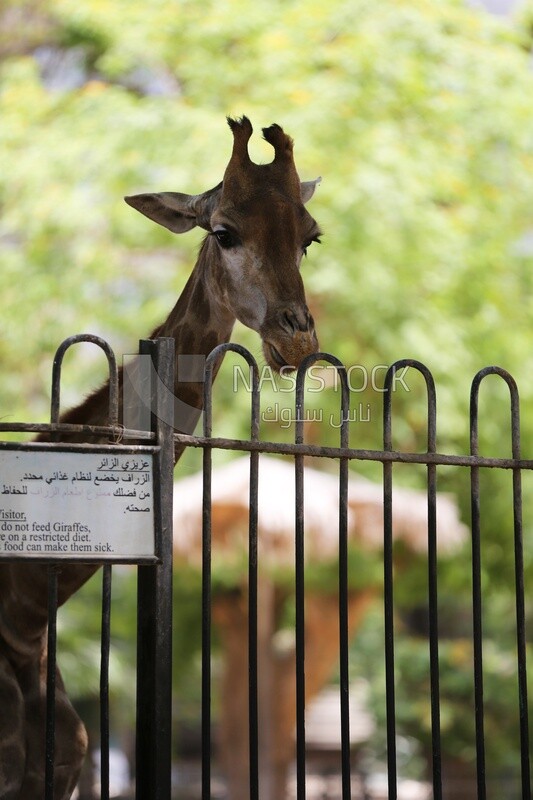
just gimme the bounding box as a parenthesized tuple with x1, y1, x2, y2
(173, 455, 467, 564)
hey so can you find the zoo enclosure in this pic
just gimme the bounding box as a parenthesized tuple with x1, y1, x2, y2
(0, 335, 531, 800)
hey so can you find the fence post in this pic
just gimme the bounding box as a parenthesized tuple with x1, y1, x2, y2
(135, 337, 175, 800)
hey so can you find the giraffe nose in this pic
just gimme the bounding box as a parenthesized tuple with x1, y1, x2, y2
(262, 304, 319, 371)
(279, 306, 315, 336)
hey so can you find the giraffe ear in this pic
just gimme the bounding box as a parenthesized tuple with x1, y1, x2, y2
(300, 177, 321, 204)
(125, 185, 222, 233)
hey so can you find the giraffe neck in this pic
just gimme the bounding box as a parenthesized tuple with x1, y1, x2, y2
(156, 234, 234, 344)
(150, 234, 236, 435)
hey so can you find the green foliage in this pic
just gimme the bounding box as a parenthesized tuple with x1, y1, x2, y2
(57, 568, 137, 704)
(352, 603, 533, 784)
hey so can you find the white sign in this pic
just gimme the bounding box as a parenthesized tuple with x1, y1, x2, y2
(0, 449, 155, 560)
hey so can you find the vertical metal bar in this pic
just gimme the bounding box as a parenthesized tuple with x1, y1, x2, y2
(424, 367, 442, 800)
(294, 375, 306, 800)
(503, 374, 532, 800)
(100, 564, 112, 800)
(201, 444, 212, 800)
(136, 337, 175, 800)
(202, 351, 215, 800)
(248, 459, 259, 800)
(45, 565, 59, 800)
(383, 366, 397, 800)
(511, 443, 531, 800)
(511, 472, 531, 799)
(470, 371, 487, 800)
(335, 362, 351, 800)
(248, 360, 260, 800)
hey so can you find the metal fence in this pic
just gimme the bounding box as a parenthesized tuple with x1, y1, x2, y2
(0, 337, 531, 800)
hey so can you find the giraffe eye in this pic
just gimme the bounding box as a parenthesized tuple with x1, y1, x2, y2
(303, 235, 322, 257)
(212, 227, 239, 249)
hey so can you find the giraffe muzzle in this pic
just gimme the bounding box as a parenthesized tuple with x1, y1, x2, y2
(263, 307, 319, 372)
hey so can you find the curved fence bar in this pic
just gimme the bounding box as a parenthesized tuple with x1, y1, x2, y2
(470, 367, 530, 800)
(50, 334, 119, 428)
(202, 343, 261, 800)
(383, 359, 441, 800)
(295, 352, 351, 800)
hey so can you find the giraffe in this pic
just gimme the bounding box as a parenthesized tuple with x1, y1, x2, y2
(0, 116, 322, 798)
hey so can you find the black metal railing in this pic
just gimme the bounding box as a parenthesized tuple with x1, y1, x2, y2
(0, 337, 531, 799)
(176, 343, 531, 800)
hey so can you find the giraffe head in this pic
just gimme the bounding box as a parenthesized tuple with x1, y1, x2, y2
(125, 116, 321, 371)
